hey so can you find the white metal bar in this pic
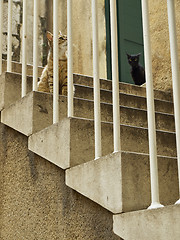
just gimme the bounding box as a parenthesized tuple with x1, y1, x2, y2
(22, 0, 27, 97)
(92, 0, 102, 159)
(167, 0, 180, 205)
(53, 0, 59, 123)
(141, 0, 164, 209)
(67, 0, 74, 117)
(0, 0, 3, 74)
(33, 0, 39, 91)
(110, 0, 121, 152)
(7, 0, 12, 72)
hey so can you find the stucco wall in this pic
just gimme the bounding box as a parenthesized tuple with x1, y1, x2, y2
(46, 0, 107, 79)
(2, 0, 107, 80)
(0, 123, 121, 239)
(6, 0, 107, 78)
(4, 1, 179, 92)
(2, 0, 21, 61)
(149, 0, 180, 92)
(2, 0, 47, 65)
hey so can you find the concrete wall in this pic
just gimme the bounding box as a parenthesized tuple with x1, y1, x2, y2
(3, 0, 180, 91)
(0, 122, 121, 239)
(2, 0, 22, 61)
(46, 0, 107, 79)
(2, 0, 47, 65)
(3, 0, 106, 78)
(149, 0, 180, 92)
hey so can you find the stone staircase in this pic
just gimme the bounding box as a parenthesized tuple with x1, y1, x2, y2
(0, 60, 180, 240)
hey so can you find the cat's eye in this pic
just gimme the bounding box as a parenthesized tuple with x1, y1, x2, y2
(135, 58, 137, 61)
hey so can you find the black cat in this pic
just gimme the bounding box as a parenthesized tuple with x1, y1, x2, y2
(126, 53, 145, 85)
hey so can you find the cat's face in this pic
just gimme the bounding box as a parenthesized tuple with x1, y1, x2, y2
(58, 31, 67, 50)
(127, 53, 140, 67)
(46, 31, 67, 57)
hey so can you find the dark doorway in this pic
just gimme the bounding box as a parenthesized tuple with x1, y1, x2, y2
(105, 0, 144, 84)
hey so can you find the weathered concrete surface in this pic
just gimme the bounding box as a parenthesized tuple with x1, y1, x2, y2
(0, 71, 174, 115)
(1, 60, 43, 77)
(74, 74, 173, 102)
(0, 72, 33, 110)
(66, 151, 178, 213)
(28, 117, 177, 171)
(113, 204, 180, 240)
(1, 80, 175, 139)
(29, 119, 71, 169)
(2, 1, 46, 65)
(1, 92, 34, 136)
(46, 0, 107, 79)
(149, 0, 180, 93)
(2, 1, 21, 62)
(0, 122, 121, 240)
(74, 85, 174, 114)
(1, 91, 59, 136)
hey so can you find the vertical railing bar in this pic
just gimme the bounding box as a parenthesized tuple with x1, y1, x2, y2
(53, 0, 59, 124)
(167, 0, 180, 205)
(22, 0, 27, 97)
(67, 0, 74, 117)
(92, 0, 102, 159)
(141, 0, 164, 209)
(33, 0, 39, 91)
(110, 0, 121, 152)
(7, 0, 12, 72)
(0, 0, 3, 74)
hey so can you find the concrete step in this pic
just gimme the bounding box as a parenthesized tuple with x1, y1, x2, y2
(1, 91, 57, 136)
(1, 61, 173, 102)
(2, 59, 43, 76)
(0, 81, 175, 135)
(74, 74, 173, 102)
(113, 204, 180, 240)
(74, 98, 175, 132)
(0, 120, 120, 240)
(28, 117, 177, 170)
(0, 72, 174, 116)
(75, 84, 173, 114)
(0, 72, 33, 110)
(65, 151, 178, 213)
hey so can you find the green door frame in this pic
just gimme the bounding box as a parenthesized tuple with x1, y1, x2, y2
(105, 0, 144, 84)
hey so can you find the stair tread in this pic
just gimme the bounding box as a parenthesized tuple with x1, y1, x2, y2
(113, 204, 180, 240)
(1, 91, 175, 134)
(66, 150, 178, 213)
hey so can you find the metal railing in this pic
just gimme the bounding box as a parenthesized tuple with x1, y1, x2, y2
(0, 0, 179, 208)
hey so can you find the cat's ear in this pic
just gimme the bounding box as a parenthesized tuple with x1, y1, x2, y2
(46, 31, 53, 42)
(59, 31, 63, 36)
(137, 53, 141, 57)
(126, 53, 130, 59)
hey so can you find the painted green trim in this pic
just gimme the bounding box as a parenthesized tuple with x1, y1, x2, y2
(105, 0, 144, 84)
(105, 0, 112, 81)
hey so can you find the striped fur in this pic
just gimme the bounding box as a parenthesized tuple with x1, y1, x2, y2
(38, 31, 69, 95)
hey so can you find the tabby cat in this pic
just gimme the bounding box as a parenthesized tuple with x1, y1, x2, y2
(126, 53, 145, 85)
(38, 31, 69, 95)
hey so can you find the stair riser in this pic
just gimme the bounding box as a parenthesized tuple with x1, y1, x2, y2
(66, 151, 178, 213)
(2, 90, 175, 137)
(74, 98, 175, 132)
(74, 85, 173, 114)
(28, 118, 177, 170)
(1, 72, 173, 116)
(2, 60, 43, 76)
(69, 119, 177, 166)
(113, 205, 180, 240)
(74, 74, 173, 102)
(0, 72, 32, 110)
(1, 61, 173, 101)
